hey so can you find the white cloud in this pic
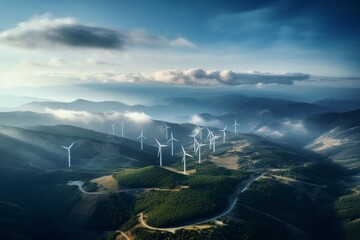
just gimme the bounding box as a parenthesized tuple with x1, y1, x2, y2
(124, 111, 152, 124)
(49, 57, 63, 66)
(0, 13, 196, 50)
(45, 108, 103, 123)
(169, 37, 197, 48)
(282, 120, 307, 133)
(44, 108, 122, 124)
(256, 126, 284, 138)
(78, 68, 310, 86)
(190, 114, 221, 127)
(86, 58, 120, 66)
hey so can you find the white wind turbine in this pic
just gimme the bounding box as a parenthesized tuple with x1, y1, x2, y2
(195, 139, 206, 164)
(155, 138, 167, 166)
(181, 145, 193, 174)
(111, 122, 116, 135)
(167, 132, 178, 156)
(196, 125, 204, 141)
(233, 119, 240, 134)
(189, 130, 199, 152)
(206, 128, 213, 150)
(164, 123, 171, 139)
(60, 141, 75, 168)
(121, 121, 125, 137)
(210, 132, 216, 152)
(137, 129, 147, 150)
(219, 125, 227, 143)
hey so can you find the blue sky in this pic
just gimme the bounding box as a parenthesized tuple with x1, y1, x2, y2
(0, 0, 359, 88)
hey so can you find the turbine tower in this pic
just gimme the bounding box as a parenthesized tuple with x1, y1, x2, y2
(155, 138, 167, 166)
(137, 129, 147, 150)
(233, 119, 240, 134)
(111, 122, 116, 135)
(189, 130, 199, 152)
(60, 141, 75, 168)
(195, 140, 206, 164)
(164, 123, 170, 139)
(210, 132, 216, 152)
(167, 132, 178, 156)
(181, 145, 193, 174)
(121, 121, 125, 137)
(219, 125, 227, 143)
(196, 125, 204, 141)
(206, 128, 213, 150)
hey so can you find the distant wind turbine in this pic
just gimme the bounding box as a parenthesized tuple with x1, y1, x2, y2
(195, 139, 206, 164)
(233, 119, 240, 134)
(164, 123, 170, 139)
(111, 122, 116, 135)
(137, 129, 147, 150)
(60, 141, 75, 168)
(189, 130, 199, 152)
(167, 132, 178, 156)
(121, 121, 125, 137)
(181, 145, 193, 174)
(155, 138, 167, 166)
(210, 132, 216, 152)
(219, 125, 227, 143)
(196, 125, 204, 141)
(206, 128, 213, 150)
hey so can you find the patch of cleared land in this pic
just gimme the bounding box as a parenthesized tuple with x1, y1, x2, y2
(210, 156, 240, 170)
(210, 140, 250, 170)
(164, 166, 196, 175)
(313, 137, 344, 151)
(91, 175, 120, 192)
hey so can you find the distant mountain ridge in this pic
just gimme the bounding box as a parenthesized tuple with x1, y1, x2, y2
(314, 98, 360, 112)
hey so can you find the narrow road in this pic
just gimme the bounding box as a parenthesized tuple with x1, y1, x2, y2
(67, 181, 182, 195)
(139, 173, 266, 233)
(116, 230, 131, 240)
(271, 175, 327, 188)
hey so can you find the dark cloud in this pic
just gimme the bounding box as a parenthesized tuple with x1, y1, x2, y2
(0, 14, 195, 50)
(45, 25, 124, 49)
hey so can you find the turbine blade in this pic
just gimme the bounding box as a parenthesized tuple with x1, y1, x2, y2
(181, 145, 186, 153)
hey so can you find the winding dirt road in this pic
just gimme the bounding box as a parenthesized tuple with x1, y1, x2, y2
(139, 173, 265, 233)
(67, 181, 180, 195)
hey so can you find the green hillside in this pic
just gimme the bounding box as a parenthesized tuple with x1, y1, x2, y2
(334, 193, 360, 240)
(113, 166, 187, 188)
(136, 188, 228, 227)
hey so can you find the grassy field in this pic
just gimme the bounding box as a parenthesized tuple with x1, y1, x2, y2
(113, 166, 187, 188)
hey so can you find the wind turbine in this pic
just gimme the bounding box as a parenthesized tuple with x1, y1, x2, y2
(196, 125, 204, 141)
(210, 132, 216, 152)
(219, 125, 227, 143)
(189, 130, 199, 152)
(137, 129, 147, 150)
(164, 123, 170, 139)
(181, 145, 193, 174)
(60, 141, 75, 168)
(121, 121, 125, 137)
(233, 119, 240, 134)
(155, 138, 167, 166)
(206, 128, 213, 150)
(167, 132, 178, 156)
(195, 139, 206, 164)
(111, 122, 116, 135)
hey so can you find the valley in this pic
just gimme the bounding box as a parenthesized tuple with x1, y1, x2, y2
(0, 95, 359, 240)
